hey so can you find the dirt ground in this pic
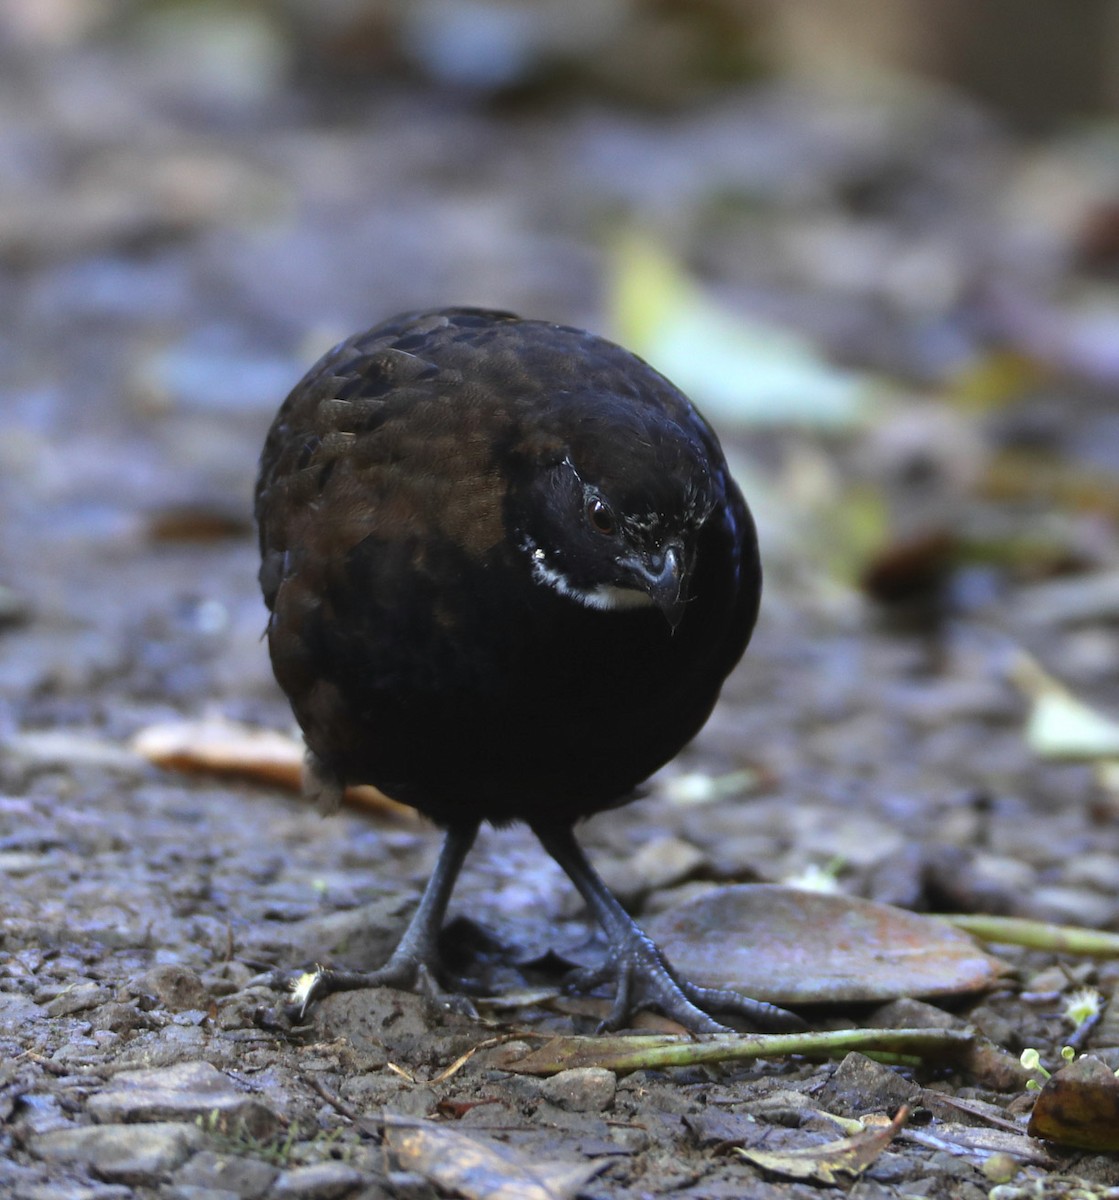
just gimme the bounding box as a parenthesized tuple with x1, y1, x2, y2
(5, 6, 1119, 1198)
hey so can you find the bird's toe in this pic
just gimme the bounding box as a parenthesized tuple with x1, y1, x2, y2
(567, 930, 800, 1035)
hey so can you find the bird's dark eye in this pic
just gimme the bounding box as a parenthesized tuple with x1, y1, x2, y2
(585, 496, 615, 535)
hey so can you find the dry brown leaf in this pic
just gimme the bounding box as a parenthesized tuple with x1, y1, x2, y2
(734, 1105, 909, 1184)
(130, 716, 413, 818)
(145, 503, 251, 542)
(1028, 1055, 1119, 1151)
(860, 529, 956, 605)
(646, 884, 1009, 1005)
(131, 717, 304, 788)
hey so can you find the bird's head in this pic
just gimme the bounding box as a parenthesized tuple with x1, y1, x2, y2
(508, 415, 718, 630)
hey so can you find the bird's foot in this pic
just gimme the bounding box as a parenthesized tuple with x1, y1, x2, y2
(566, 928, 804, 1035)
(270, 825, 483, 1023)
(279, 954, 479, 1021)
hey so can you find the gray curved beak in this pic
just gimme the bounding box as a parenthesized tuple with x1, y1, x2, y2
(635, 542, 687, 630)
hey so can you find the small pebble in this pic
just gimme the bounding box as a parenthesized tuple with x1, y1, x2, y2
(132, 964, 210, 1012)
(539, 1067, 616, 1113)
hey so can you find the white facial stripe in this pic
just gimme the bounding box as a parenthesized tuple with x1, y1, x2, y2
(582, 583, 655, 611)
(524, 539, 653, 612)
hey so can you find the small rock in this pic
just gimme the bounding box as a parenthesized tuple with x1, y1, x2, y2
(148, 1023, 209, 1056)
(132, 965, 211, 1012)
(539, 1067, 616, 1113)
(32, 1122, 203, 1185)
(601, 837, 706, 903)
(17, 1185, 133, 1200)
(10, 1090, 69, 1135)
(0, 851, 44, 875)
(174, 1148, 277, 1198)
(0, 990, 44, 1035)
(214, 991, 272, 1031)
(45, 984, 109, 1017)
(384, 1172, 437, 1200)
(1031, 884, 1117, 929)
(814, 1052, 919, 1118)
(90, 1002, 162, 1034)
(629, 836, 706, 889)
(165, 1187, 242, 1200)
(199, 960, 255, 996)
(967, 1002, 1018, 1051)
(868, 998, 963, 1030)
(270, 1161, 367, 1198)
(87, 1060, 281, 1139)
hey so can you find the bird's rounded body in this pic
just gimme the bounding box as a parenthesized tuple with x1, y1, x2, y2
(256, 308, 759, 829)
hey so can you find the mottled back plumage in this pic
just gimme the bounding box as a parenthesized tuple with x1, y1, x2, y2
(256, 307, 759, 826)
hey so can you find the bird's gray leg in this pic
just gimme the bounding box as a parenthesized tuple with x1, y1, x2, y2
(286, 822, 480, 1017)
(533, 822, 803, 1034)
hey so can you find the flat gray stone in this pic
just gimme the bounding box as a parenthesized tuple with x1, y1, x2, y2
(270, 1162, 367, 1198)
(87, 1060, 281, 1139)
(165, 1188, 241, 1200)
(0, 990, 46, 1035)
(32, 1122, 203, 1185)
(17, 1185, 133, 1200)
(45, 984, 109, 1018)
(174, 1148, 278, 1198)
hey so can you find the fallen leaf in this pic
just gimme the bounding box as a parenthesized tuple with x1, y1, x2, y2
(947, 349, 1043, 413)
(1012, 652, 1119, 761)
(434, 1097, 505, 1119)
(131, 716, 303, 788)
(610, 230, 875, 430)
(383, 1115, 606, 1200)
(646, 884, 1008, 1005)
(1028, 692, 1119, 760)
(734, 1105, 909, 1184)
(145, 503, 252, 542)
(130, 716, 413, 818)
(1028, 1055, 1119, 1152)
(860, 529, 957, 605)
